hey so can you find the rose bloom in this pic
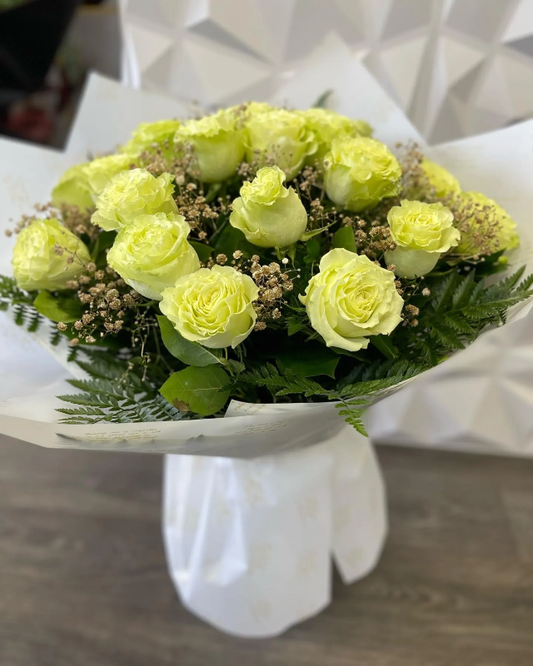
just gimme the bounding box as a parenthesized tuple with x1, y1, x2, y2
(420, 159, 460, 199)
(300, 248, 404, 352)
(455, 191, 519, 255)
(84, 153, 137, 196)
(107, 212, 199, 300)
(12, 218, 91, 291)
(230, 166, 307, 248)
(121, 119, 182, 156)
(323, 136, 401, 212)
(51, 163, 94, 210)
(385, 200, 460, 279)
(91, 168, 178, 232)
(160, 266, 259, 349)
(298, 108, 372, 162)
(175, 109, 245, 183)
(244, 108, 317, 180)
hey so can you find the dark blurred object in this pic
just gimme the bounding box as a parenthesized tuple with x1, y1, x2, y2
(0, 0, 81, 105)
(0, 0, 118, 147)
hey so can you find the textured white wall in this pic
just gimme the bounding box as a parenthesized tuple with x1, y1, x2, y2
(119, 0, 533, 142)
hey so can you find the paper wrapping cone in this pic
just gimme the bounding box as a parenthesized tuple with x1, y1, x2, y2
(164, 420, 386, 637)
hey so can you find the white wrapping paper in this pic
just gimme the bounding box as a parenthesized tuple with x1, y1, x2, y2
(164, 421, 386, 637)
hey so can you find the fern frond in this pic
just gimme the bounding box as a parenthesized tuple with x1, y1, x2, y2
(336, 400, 368, 436)
(432, 272, 459, 312)
(56, 349, 184, 424)
(452, 270, 476, 309)
(239, 363, 330, 397)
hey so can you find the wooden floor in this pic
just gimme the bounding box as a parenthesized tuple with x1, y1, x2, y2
(1, 436, 533, 666)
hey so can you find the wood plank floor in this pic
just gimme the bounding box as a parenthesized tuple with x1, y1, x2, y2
(1, 435, 532, 666)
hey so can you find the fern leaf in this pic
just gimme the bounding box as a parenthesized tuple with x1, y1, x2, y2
(452, 270, 476, 309)
(463, 295, 533, 319)
(430, 321, 465, 350)
(432, 272, 459, 312)
(239, 363, 330, 398)
(443, 314, 474, 335)
(482, 266, 525, 300)
(336, 401, 368, 436)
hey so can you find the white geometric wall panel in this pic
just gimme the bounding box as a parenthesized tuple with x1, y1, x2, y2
(119, 0, 533, 142)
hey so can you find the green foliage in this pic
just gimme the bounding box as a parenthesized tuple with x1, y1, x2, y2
(57, 350, 184, 424)
(214, 223, 258, 258)
(336, 399, 368, 436)
(160, 365, 230, 416)
(33, 290, 83, 323)
(157, 315, 221, 367)
(287, 318, 309, 336)
(189, 240, 214, 262)
(0, 276, 45, 333)
(239, 363, 330, 398)
(313, 89, 333, 108)
(333, 226, 357, 252)
(276, 342, 339, 378)
(370, 335, 399, 360)
(407, 267, 533, 364)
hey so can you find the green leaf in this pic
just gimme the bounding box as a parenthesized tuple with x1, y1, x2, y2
(313, 89, 333, 108)
(370, 335, 399, 360)
(157, 315, 221, 367)
(33, 291, 83, 323)
(160, 366, 230, 416)
(306, 238, 321, 260)
(333, 226, 357, 252)
(287, 318, 308, 336)
(300, 224, 332, 242)
(214, 224, 258, 258)
(452, 270, 476, 309)
(277, 343, 339, 378)
(336, 401, 368, 436)
(222, 359, 246, 374)
(93, 230, 116, 267)
(190, 241, 214, 263)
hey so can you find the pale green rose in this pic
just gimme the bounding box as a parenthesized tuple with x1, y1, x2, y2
(107, 212, 199, 300)
(421, 159, 460, 199)
(91, 168, 178, 232)
(324, 137, 401, 212)
(160, 266, 259, 349)
(245, 108, 318, 180)
(175, 109, 245, 183)
(298, 108, 373, 162)
(455, 191, 519, 256)
(121, 119, 182, 156)
(384, 200, 460, 279)
(230, 166, 307, 248)
(227, 101, 275, 121)
(85, 154, 137, 197)
(299, 248, 404, 352)
(51, 163, 93, 210)
(243, 101, 276, 116)
(12, 218, 91, 292)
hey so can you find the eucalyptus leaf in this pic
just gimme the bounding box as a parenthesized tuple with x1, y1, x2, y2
(33, 291, 83, 323)
(160, 366, 230, 416)
(157, 315, 221, 367)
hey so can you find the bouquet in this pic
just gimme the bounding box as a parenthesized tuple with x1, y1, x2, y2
(2, 101, 532, 434)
